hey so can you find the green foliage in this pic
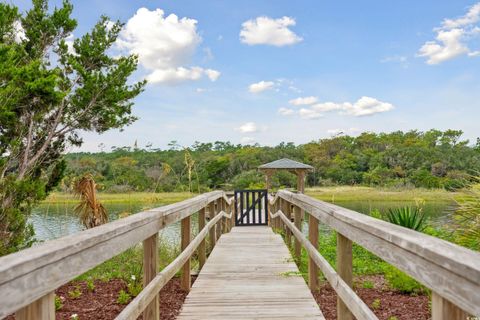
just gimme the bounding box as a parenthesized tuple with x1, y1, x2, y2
(371, 298, 381, 309)
(0, 0, 144, 256)
(385, 206, 428, 231)
(452, 181, 480, 250)
(68, 286, 82, 299)
(86, 279, 95, 292)
(362, 280, 374, 289)
(383, 265, 426, 294)
(54, 295, 63, 311)
(116, 289, 131, 305)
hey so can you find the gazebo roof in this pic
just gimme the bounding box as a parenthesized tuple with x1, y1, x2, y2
(258, 158, 313, 170)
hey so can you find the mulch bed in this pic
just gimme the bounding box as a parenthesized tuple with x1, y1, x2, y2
(7, 275, 430, 320)
(6, 276, 194, 320)
(313, 275, 430, 320)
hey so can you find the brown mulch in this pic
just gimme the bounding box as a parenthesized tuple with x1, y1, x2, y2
(7, 276, 194, 320)
(7, 275, 430, 320)
(313, 275, 430, 320)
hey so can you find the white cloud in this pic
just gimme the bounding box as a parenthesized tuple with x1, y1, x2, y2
(196, 88, 206, 93)
(278, 107, 295, 116)
(417, 2, 480, 64)
(279, 96, 394, 119)
(117, 8, 220, 84)
(240, 16, 302, 46)
(327, 128, 360, 136)
(248, 81, 274, 93)
(289, 96, 318, 106)
(205, 69, 221, 81)
(299, 108, 322, 120)
(236, 122, 258, 133)
(13, 20, 26, 43)
(380, 55, 409, 68)
(240, 137, 256, 145)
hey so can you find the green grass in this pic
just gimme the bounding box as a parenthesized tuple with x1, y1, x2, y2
(306, 186, 455, 202)
(43, 192, 193, 204)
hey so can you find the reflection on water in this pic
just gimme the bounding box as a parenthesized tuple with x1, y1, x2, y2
(30, 199, 455, 243)
(29, 202, 199, 245)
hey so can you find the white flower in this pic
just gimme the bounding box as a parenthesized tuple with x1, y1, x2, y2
(131, 275, 136, 281)
(70, 314, 79, 320)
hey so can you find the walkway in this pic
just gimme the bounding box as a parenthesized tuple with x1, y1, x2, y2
(177, 226, 325, 319)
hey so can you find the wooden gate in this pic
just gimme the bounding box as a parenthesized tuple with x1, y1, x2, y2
(234, 189, 268, 226)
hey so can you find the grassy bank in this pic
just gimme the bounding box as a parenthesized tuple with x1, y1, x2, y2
(43, 186, 456, 204)
(306, 186, 456, 202)
(44, 191, 193, 204)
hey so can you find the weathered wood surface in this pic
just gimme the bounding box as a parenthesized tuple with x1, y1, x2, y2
(275, 190, 480, 316)
(271, 210, 378, 320)
(0, 191, 225, 319)
(142, 234, 159, 320)
(116, 210, 230, 320)
(177, 226, 324, 320)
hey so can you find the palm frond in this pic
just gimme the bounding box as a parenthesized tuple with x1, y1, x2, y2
(73, 174, 108, 229)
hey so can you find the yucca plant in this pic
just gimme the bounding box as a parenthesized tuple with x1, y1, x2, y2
(74, 174, 108, 229)
(385, 206, 428, 231)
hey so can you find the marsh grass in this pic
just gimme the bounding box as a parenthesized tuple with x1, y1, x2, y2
(45, 192, 193, 204)
(306, 186, 455, 202)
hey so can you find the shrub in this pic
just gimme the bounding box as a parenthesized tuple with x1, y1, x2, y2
(68, 286, 82, 299)
(385, 206, 427, 231)
(55, 295, 64, 311)
(383, 265, 425, 294)
(117, 290, 131, 305)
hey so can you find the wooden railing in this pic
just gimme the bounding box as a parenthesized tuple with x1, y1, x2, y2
(269, 190, 480, 320)
(0, 191, 235, 320)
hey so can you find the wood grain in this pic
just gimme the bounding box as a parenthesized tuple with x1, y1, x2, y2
(142, 234, 159, 320)
(0, 191, 225, 318)
(277, 190, 480, 316)
(177, 226, 325, 320)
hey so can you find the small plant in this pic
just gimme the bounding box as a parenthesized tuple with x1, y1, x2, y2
(385, 206, 427, 231)
(384, 265, 426, 294)
(388, 316, 398, 320)
(68, 286, 82, 299)
(362, 280, 374, 289)
(371, 298, 381, 309)
(117, 290, 131, 305)
(86, 279, 95, 292)
(54, 295, 64, 311)
(70, 313, 79, 320)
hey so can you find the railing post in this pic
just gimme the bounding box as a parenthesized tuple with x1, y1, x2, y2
(142, 233, 159, 320)
(16, 292, 55, 320)
(215, 200, 221, 241)
(231, 198, 236, 229)
(198, 207, 207, 270)
(308, 213, 319, 291)
(337, 232, 353, 320)
(283, 200, 291, 247)
(294, 205, 302, 261)
(209, 201, 216, 251)
(431, 292, 467, 320)
(181, 216, 191, 291)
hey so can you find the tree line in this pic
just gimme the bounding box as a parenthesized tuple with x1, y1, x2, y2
(62, 129, 480, 193)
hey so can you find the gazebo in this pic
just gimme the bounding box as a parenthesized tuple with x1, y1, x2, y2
(258, 158, 313, 193)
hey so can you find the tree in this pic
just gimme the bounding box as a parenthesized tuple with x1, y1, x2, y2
(0, 0, 145, 255)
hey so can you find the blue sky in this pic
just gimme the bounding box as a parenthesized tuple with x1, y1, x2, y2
(15, 0, 480, 151)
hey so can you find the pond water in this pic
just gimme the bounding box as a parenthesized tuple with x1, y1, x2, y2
(29, 199, 455, 243)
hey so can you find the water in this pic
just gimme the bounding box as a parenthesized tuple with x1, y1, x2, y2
(29, 199, 455, 242)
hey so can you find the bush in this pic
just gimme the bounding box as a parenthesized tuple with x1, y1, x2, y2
(117, 290, 131, 305)
(383, 265, 425, 294)
(385, 206, 428, 231)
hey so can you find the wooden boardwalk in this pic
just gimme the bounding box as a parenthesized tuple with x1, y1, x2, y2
(177, 226, 325, 320)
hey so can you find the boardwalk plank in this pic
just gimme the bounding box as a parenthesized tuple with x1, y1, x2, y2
(177, 226, 324, 320)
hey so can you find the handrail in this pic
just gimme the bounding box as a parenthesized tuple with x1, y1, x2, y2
(116, 209, 232, 320)
(270, 190, 480, 317)
(270, 209, 378, 320)
(0, 191, 229, 318)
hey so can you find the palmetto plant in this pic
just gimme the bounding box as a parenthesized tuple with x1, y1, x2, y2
(74, 174, 108, 229)
(453, 181, 480, 250)
(385, 206, 428, 231)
